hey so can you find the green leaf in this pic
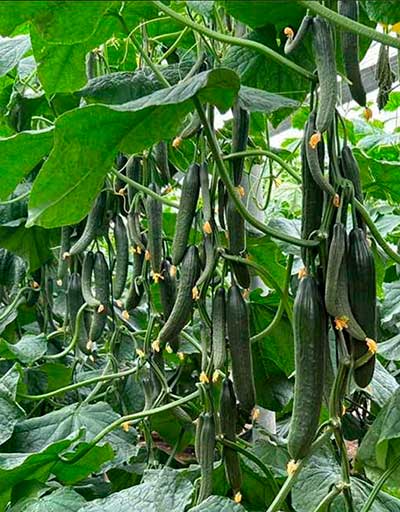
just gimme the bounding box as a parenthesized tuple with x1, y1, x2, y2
(11, 487, 86, 512)
(222, 1, 305, 30)
(364, 1, 400, 25)
(238, 85, 300, 114)
(378, 335, 400, 361)
(7, 401, 137, 466)
(188, 496, 246, 511)
(23, 362, 73, 396)
(0, 129, 53, 201)
(78, 468, 194, 511)
(247, 236, 287, 293)
(368, 360, 399, 407)
(0, 333, 46, 364)
(0, 364, 25, 446)
(0, 35, 31, 76)
(27, 68, 239, 228)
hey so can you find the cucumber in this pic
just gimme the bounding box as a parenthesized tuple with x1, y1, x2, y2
(69, 191, 106, 255)
(305, 111, 338, 201)
(338, 0, 367, 107)
(311, 16, 337, 134)
(56, 226, 72, 285)
(145, 184, 163, 276)
(172, 163, 200, 266)
(196, 233, 217, 290)
(340, 144, 365, 230)
(231, 101, 249, 186)
(301, 118, 324, 265)
(325, 223, 367, 341)
(113, 215, 129, 299)
(159, 258, 179, 351)
(200, 161, 212, 229)
(227, 285, 256, 420)
(125, 250, 144, 313)
(154, 141, 170, 184)
(288, 274, 328, 460)
(220, 378, 242, 494)
(226, 194, 251, 289)
(126, 156, 142, 204)
(284, 14, 313, 54)
(158, 246, 200, 347)
(89, 251, 110, 343)
(197, 412, 215, 504)
(127, 211, 146, 253)
(67, 273, 89, 354)
(218, 179, 227, 230)
(212, 287, 226, 371)
(82, 251, 100, 308)
(348, 228, 376, 387)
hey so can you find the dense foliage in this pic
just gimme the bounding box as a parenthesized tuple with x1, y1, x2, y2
(2, 2, 400, 511)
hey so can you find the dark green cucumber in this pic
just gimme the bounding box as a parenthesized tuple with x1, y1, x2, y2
(158, 246, 200, 346)
(127, 211, 146, 253)
(218, 179, 227, 230)
(200, 161, 212, 228)
(159, 258, 179, 351)
(113, 215, 129, 299)
(348, 228, 376, 387)
(154, 140, 170, 184)
(325, 223, 367, 341)
(338, 0, 367, 107)
(69, 191, 106, 255)
(220, 378, 242, 494)
(89, 251, 110, 343)
(172, 164, 200, 266)
(145, 184, 163, 275)
(301, 117, 324, 265)
(82, 251, 100, 308)
(288, 274, 328, 460)
(231, 101, 249, 186)
(340, 144, 365, 230)
(126, 156, 142, 204)
(311, 16, 337, 134)
(227, 285, 255, 420)
(197, 412, 215, 504)
(57, 226, 72, 285)
(212, 287, 226, 371)
(125, 250, 144, 313)
(176, 111, 201, 144)
(305, 111, 337, 200)
(67, 273, 89, 354)
(226, 195, 250, 289)
(284, 14, 313, 54)
(196, 233, 217, 289)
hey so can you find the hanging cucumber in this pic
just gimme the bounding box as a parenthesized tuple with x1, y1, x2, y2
(227, 285, 256, 421)
(212, 287, 227, 371)
(325, 223, 370, 341)
(173, 111, 202, 148)
(157, 246, 200, 349)
(127, 211, 146, 254)
(196, 233, 217, 291)
(348, 228, 377, 387)
(67, 273, 89, 355)
(82, 251, 100, 309)
(218, 179, 227, 231)
(89, 251, 110, 343)
(56, 226, 72, 286)
(338, 0, 367, 107)
(159, 258, 179, 351)
(220, 378, 242, 496)
(172, 164, 200, 266)
(284, 14, 313, 54)
(226, 194, 250, 289)
(124, 250, 144, 314)
(154, 141, 170, 184)
(200, 161, 212, 233)
(69, 191, 106, 255)
(231, 101, 249, 186)
(311, 16, 337, 135)
(196, 412, 215, 504)
(288, 273, 328, 460)
(340, 144, 365, 230)
(113, 215, 129, 299)
(126, 156, 142, 204)
(145, 184, 163, 279)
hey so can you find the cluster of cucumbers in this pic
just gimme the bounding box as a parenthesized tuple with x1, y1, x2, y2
(286, 2, 377, 462)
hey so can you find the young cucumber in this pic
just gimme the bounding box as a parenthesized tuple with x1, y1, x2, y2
(226, 195, 251, 289)
(67, 273, 89, 355)
(56, 226, 72, 285)
(89, 251, 110, 343)
(172, 164, 200, 266)
(158, 246, 200, 348)
(231, 101, 249, 186)
(288, 274, 328, 460)
(124, 250, 144, 313)
(113, 215, 129, 299)
(82, 251, 100, 308)
(226, 285, 256, 421)
(196, 412, 215, 504)
(284, 14, 313, 54)
(212, 287, 227, 371)
(145, 184, 163, 276)
(69, 191, 106, 255)
(340, 144, 365, 230)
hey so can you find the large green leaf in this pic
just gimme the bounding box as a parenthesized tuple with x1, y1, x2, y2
(0, 333, 47, 364)
(368, 360, 399, 407)
(27, 68, 239, 228)
(0, 129, 53, 201)
(188, 496, 246, 511)
(11, 487, 86, 512)
(0, 35, 31, 77)
(238, 85, 300, 114)
(364, 1, 400, 25)
(78, 468, 194, 511)
(0, 364, 25, 446)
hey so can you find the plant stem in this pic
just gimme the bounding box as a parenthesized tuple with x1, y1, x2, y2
(223, 150, 301, 183)
(361, 455, 400, 512)
(156, 27, 189, 64)
(194, 97, 318, 248)
(18, 364, 140, 401)
(0, 190, 30, 205)
(152, 2, 315, 81)
(298, 1, 400, 50)
(313, 482, 347, 512)
(60, 389, 200, 464)
(45, 303, 87, 360)
(266, 428, 333, 512)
